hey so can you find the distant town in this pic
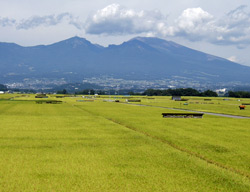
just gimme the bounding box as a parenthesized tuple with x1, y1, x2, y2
(3, 75, 250, 95)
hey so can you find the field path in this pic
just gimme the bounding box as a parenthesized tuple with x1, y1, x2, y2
(124, 103, 250, 119)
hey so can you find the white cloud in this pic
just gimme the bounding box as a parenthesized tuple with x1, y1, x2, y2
(172, 8, 216, 40)
(0, 17, 16, 27)
(171, 6, 250, 47)
(215, 5, 250, 47)
(0, 13, 82, 30)
(84, 4, 250, 48)
(1, 3, 250, 49)
(176, 7, 213, 31)
(85, 4, 167, 35)
(227, 56, 237, 62)
(16, 13, 81, 30)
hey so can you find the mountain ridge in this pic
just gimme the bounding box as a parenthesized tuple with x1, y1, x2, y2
(1, 36, 250, 86)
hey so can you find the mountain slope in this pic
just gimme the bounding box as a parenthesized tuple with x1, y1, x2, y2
(1, 36, 250, 84)
(103, 37, 250, 81)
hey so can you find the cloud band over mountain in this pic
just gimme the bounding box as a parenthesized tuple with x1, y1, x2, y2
(0, 13, 81, 30)
(1, 4, 250, 47)
(85, 4, 250, 47)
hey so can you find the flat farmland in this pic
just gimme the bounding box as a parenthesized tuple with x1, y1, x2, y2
(0, 94, 250, 191)
(139, 96, 250, 117)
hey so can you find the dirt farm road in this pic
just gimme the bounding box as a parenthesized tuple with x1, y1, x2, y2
(124, 103, 250, 119)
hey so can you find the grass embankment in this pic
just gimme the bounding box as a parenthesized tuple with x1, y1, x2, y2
(0, 95, 250, 191)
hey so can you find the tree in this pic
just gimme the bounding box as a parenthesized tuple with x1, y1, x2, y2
(228, 91, 250, 98)
(75, 89, 95, 95)
(202, 90, 218, 97)
(0, 84, 7, 91)
(57, 89, 68, 94)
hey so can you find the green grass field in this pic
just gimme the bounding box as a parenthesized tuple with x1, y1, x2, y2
(0, 94, 250, 191)
(139, 96, 250, 117)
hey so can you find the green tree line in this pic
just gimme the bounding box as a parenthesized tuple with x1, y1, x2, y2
(228, 91, 250, 98)
(0, 84, 8, 91)
(142, 88, 218, 97)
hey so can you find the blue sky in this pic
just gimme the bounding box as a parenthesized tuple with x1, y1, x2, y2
(1, 0, 250, 66)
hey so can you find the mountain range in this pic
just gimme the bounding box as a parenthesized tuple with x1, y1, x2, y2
(1, 36, 250, 87)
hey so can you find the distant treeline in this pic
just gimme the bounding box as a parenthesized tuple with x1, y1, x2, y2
(74, 89, 105, 95)
(141, 88, 218, 97)
(228, 91, 250, 98)
(42, 89, 250, 98)
(74, 89, 144, 95)
(72, 88, 218, 97)
(3, 84, 250, 98)
(0, 84, 7, 91)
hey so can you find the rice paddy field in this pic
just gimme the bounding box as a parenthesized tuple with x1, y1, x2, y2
(0, 94, 250, 191)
